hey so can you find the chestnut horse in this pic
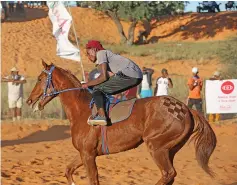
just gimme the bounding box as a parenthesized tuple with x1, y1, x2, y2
(27, 61, 217, 185)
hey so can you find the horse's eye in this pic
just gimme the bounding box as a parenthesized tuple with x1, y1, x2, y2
(38, 79, 41, 82)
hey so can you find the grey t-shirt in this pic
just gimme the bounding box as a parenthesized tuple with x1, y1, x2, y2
(96, 50, 142, 79)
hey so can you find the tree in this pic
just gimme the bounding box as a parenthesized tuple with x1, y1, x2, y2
(86, 1, 187, 45)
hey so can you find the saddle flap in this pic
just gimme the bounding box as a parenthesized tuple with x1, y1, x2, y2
(109, 98, 136, 123)
(91, 98, 137, 124)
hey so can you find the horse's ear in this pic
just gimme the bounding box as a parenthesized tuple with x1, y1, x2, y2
(41, 59, 48, 69)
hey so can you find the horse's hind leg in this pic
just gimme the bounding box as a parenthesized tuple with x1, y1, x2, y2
(65, 153, 83, 185)
(149, 148, 176, 185)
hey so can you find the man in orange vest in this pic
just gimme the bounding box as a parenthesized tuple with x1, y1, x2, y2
(187, 67, 203, 113)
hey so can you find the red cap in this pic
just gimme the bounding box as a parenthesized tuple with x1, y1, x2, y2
(86, 40, 105, 50)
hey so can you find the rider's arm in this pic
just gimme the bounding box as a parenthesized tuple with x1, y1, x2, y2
(84, 63, 108, 87)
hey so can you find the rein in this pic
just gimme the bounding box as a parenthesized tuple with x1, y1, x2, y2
(42, 65, 91, 99)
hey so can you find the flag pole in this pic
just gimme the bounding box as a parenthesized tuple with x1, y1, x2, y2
(66, 2, 86, 82)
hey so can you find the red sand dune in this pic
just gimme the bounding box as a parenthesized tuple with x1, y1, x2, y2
(1, 7, 237, 78)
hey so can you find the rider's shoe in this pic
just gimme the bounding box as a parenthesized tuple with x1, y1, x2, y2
(88, 115, 107, 126)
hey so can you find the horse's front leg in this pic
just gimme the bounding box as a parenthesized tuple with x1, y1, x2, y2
(82, 151, 99, 185)
(65, 153, 83, 185)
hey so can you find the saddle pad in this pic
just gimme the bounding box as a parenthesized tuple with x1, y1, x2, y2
(92, 98, 137, 124)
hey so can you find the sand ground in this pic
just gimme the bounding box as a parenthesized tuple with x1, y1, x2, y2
(1, 119, 237, 185)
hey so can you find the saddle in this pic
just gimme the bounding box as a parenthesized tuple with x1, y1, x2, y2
(90, 97, 137, 124)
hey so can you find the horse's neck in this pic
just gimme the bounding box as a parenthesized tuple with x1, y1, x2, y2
(58, 87, 92, 127)
(54, 68, 92, 128)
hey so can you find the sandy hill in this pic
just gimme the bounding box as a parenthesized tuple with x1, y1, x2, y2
(1, 7, 237, 78)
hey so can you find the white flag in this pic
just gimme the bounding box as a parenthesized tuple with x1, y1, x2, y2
(47, 1, 80, 62)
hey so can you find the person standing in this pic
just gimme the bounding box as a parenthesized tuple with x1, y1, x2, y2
(2, 67, 26, 121)
(208, 71, 223, 123)
(1, 1, 8, 19)
(139, 67, 154, 98)
(154, 68, 173, 96)
(187, 67, 203, 113)
(8, 1, 15, 15)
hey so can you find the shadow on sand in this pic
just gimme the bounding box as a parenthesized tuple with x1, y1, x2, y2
(135, 12, 237, 44)
(1, 125, 70, 147)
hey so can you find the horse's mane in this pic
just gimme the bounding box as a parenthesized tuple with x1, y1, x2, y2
(57, 67, 82, 88)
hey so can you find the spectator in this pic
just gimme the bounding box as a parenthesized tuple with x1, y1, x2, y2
(2, 67, 26, 121)
(27, 1, 34, 8)
(8, 1, 15, 15)
(154, 68, 173, 96)
(1, 1, 8, 19)
(209, 71, 223, 123)
(41, 1, 47, 6)
(139, 67, 154, 98)
(187, 67, 203, 113)
(16, 1, 25, 16)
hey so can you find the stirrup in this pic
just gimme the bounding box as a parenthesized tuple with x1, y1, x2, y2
(87, 115, 95, 126)
(87, 115, 108, 126)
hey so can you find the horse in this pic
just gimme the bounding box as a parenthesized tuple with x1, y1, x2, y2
(26, 61, 217, 185)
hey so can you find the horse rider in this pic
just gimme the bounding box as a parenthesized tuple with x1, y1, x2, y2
(82, 40, 143, 126)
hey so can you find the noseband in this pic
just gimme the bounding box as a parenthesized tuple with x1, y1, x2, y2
(42, 65, 91, 99)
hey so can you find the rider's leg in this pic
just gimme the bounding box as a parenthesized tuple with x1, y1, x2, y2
(93, 90, 106, 117)
(91, 74, 142, 125)
(93, 74, 142, 97)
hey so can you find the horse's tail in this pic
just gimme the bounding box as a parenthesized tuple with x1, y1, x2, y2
(190, 109, 217, 177)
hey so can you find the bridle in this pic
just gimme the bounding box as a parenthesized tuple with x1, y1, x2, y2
(42, 65, 91, 99)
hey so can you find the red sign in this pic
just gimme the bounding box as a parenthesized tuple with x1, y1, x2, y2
(221, 81, 235, 94)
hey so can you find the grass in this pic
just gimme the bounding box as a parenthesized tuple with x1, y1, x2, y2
(100, 36, 237, 66)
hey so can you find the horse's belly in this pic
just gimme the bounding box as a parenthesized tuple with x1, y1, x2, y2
(105, 128, 143, 154)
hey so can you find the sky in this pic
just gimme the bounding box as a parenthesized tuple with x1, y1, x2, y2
(185, 1, 236, 12)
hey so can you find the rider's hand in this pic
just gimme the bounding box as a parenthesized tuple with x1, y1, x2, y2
(81, 83, 88, 89)
(108, 71, 114, 77)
